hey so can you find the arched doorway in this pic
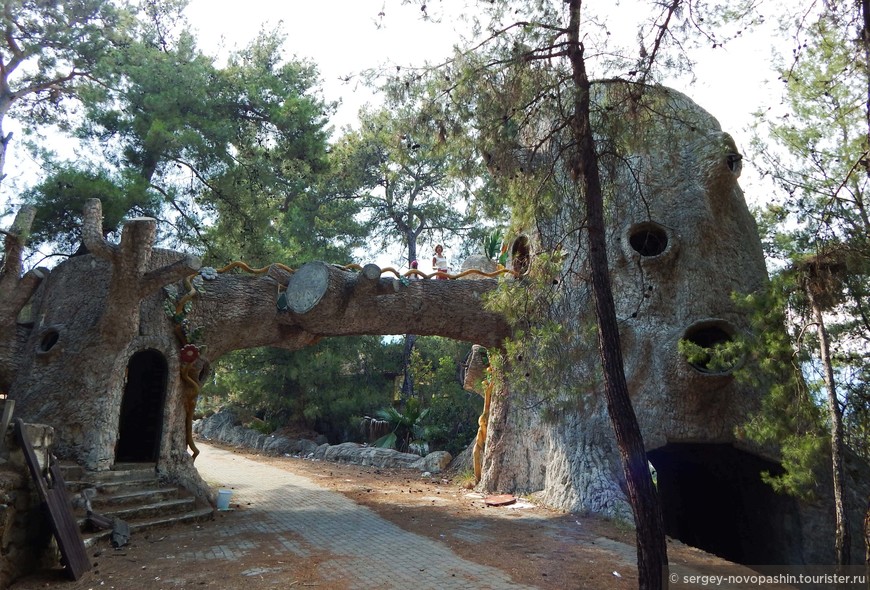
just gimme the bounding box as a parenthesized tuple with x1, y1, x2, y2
(647, 443, 804, 565)
(116, 349, 168, 462)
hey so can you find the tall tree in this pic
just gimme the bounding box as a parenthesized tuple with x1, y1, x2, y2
(25, 12, 334, 261)
(0, 0, 130, 186)
(749, 0, 869, 566)
(564, 2, 667, 584)
(329, 83, 477, 400)
(393, 1, 703, 585)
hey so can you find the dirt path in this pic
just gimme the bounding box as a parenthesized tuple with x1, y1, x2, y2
(10, 442, 797, 589)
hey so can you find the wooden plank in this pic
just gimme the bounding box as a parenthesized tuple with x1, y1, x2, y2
(14, 419, 48, 498)
(15, 419, 91, 581)
(47, 459, 93, 570)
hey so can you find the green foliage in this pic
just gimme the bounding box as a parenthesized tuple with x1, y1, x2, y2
(355, 337, 482, 456)
(24, 165, 159, 255)
(677, 337, 743, 375)
(731, 278, 828, 500)
(2, 0, 132, 129)
(327, 77, 480, 265)
(26, 14, 338, 262)
(371, 399, 429, 454)
(485, 249, 597, 415)
(202, 337, 401, 443)
(414, 338, 483, 455)
(483, 228, 503, 260)
(245, 416, 277, 435)
(424, 383, 482, 457)
(745, 2, 870, 503)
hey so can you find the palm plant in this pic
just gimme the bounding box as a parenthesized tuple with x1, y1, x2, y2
(371, 398, 430, 454)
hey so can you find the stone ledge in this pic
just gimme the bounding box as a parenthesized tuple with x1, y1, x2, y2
(193, 408, 452, 473)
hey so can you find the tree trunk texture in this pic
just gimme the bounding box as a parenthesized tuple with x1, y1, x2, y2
(566, 3, 667, 586)
(400, 333, 417, 401)
(807, 288, 851, 566)
(0, 205, 46, 391)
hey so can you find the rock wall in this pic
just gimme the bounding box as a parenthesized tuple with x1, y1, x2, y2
(194, 408, 452, 473)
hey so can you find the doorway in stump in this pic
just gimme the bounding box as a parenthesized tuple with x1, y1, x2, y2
(116, 349, 168, 463)
(648, 443, 803, 565)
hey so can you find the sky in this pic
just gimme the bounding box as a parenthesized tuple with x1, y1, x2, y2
(183, 0, 782, 138)
(1, 1, 786, 268)
(182, 0, 784, 269)
(184, 0, 475, 131)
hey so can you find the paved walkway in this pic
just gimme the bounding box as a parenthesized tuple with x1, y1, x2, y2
(187, 442, 540, 589)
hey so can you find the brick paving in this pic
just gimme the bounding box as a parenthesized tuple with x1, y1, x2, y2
(189, 442, 540, 589)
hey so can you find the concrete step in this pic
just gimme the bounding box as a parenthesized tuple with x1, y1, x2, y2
(58, 462, 83, 481)
(82, 507, 214, 548)
(79, 497, 198, 525)
(65, 476, 160, 494)
(59, 462, 157, 483)
(60, 461, 213, 548)
(90, 486, 180, 509)
(88, 465, 158, 484)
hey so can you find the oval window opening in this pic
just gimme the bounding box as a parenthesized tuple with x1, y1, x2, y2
(682, 323, 738, 374)
(511, 235, 531, 276)
(38, 330, 59, 353)
(629, 225, 668, 257)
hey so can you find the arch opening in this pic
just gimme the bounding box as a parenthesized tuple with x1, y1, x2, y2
(38, 329, 59, 352)
(116, 349, 168, 463)
(648, 443, 803, 565)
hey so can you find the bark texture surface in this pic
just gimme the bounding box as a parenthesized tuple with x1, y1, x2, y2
(478, 82, 867, 565)
(5, 206, 509, 500)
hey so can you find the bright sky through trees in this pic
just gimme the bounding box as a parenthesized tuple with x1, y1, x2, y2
(0, 1, 784, 252)
(184, 0, 781, 149)
(182, 0, 785, 270)
(182, 0, 785, 271)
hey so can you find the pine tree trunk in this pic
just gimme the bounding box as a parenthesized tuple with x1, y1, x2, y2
(861, 0, 870, 155)
(864, 496, 869, 585)
(807, 289, 851, 565)
(566, 2, 667, 587)
(400, 333, 416, 401)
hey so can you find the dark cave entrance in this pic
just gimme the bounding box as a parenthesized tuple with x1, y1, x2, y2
(647, 443, 803, 565)
(116, 349, 168, 463)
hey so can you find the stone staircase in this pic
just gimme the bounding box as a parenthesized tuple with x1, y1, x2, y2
(60, 462, 213, 547)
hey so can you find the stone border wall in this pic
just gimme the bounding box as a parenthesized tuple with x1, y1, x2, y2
(193, 408, 452, 473)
